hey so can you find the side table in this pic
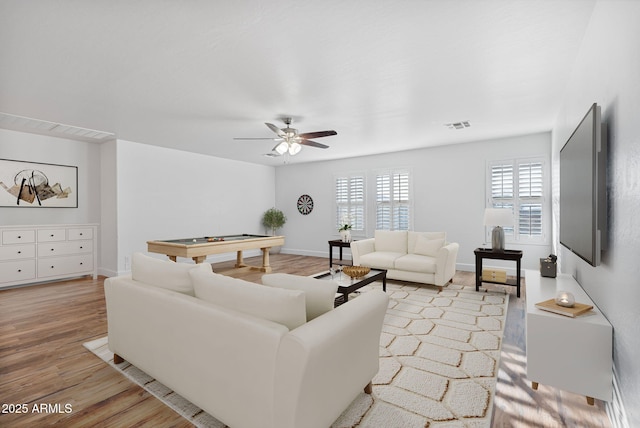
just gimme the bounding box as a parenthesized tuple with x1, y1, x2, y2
(474, 247, 523, 297)
(328, 239, 353, 268)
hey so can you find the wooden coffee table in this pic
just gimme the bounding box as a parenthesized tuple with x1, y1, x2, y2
(314, 268, 387, 306)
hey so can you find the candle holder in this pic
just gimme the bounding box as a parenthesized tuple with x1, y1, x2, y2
(555, 290, 575, 308)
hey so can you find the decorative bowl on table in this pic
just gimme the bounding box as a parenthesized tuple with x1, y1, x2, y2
(342, 266, 371, 279)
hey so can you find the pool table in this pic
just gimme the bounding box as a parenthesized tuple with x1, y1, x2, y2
(147, 234, 285, 272)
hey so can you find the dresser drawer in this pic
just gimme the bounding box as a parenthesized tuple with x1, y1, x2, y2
(38, 229, 67, 242)
(38, 241, 93, 257)
(68, 228, 93, 241)
(2, 230, 36, 245)
(0, 244, 36, 261)
(0, 260, 36, 282)
(37, 254, 93, 278)
(38, 229, 66, 242)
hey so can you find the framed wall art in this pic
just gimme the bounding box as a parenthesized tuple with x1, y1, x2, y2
(0, 158, 78, 208)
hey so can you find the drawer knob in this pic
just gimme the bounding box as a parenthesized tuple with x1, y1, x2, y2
(17, 250, 21, 254)
(50, 234, 54, 237)
(79, 233, 83, 236)
(18, 269, 22, 272)
(51, 248, 55, 251)
(50, 265, 55, 269)
(80, 262, 83, 265)
(80, 246, 83, 249)
(17, 235, 21, 239)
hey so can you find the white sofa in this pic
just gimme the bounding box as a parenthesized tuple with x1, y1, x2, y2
(104, 253, 389, 428)
(351, 230, 459, 291)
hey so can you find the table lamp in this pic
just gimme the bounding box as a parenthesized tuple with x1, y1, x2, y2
(484, 208, 514, 251)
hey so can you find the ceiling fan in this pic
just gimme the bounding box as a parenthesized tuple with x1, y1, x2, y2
(234, 117, 337, 156)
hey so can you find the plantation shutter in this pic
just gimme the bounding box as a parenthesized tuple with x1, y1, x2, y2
(376, 171, 410, 230)
(518, 161, 543, 237)
(335, 175, 365, 232)
(488, 158, 545, 241)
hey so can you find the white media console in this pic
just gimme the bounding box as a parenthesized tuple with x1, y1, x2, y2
(525, 269, 612, 404)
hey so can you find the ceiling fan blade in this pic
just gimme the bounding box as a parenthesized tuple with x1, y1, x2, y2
(233, 137, 283, 141)
(298, 130, 337, 139)
(299, 139, 329, 149)
(265, 122, 286, 137)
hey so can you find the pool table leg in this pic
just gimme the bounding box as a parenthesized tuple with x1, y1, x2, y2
(234, 248, 273, 273)
(235, 250, 244, 269)
(261, 248, 272, 273)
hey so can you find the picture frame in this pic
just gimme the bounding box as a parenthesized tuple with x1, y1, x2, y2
(0, 158, 78, 208)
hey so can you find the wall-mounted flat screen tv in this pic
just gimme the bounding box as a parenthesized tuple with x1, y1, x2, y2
(559, 103, 607, 267)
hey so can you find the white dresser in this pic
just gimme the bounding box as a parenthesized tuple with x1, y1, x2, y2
(525, 269, 612, 404)
(0, 224, 98, 289)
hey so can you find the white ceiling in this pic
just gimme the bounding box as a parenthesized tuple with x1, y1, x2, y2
(0, 0, 596, 165)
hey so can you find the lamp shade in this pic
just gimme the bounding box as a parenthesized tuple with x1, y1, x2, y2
(483, 208, 514, 227)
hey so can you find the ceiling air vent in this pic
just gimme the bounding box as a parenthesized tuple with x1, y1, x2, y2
(445, 121, 470, 130)
(0, 112, 115, 143)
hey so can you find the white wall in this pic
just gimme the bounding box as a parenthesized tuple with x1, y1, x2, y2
(552, 1, 640, 425)
(111, 140, 276, 274)
(99, 141, 118, 276)
(274, 132, 551, 273)
(0, 128, 101, 224)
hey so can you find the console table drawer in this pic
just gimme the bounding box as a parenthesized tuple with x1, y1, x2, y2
(38, 241, 93, 257)
(38, 229, 66, 242)
(0, 260, 36, 282)
(0, 244, 36, 261)
(2, 230, 36, 245)
(37, 255, 94, 278)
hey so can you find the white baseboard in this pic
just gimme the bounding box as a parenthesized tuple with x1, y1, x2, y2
(98, 267, 119, 278)
(280, 247, 334, 259)
(606, 365, 630, 428)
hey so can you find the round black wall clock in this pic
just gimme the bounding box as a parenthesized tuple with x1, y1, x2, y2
(297, 194, 314, 215)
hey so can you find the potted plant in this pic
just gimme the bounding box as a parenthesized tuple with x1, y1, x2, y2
(338, 215, 352, 242)
(262, 207, 287, 236)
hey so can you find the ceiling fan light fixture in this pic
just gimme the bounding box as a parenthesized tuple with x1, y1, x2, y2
(275, 141, 289, 155)
(289, 142, 302, 155)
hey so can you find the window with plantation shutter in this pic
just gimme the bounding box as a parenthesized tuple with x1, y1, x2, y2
(487, 158, 546, 243)
(335, 174, 365, 232)
(376, 170, 411, 230)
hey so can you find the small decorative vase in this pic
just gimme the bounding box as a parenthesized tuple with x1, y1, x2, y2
(340, 230, 351, 243)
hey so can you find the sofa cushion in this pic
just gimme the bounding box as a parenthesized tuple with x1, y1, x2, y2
(413, 236, 445, 257)
(394, 254, 438, 274)
(131, 252, 210, 296)
(261, 273, 338, 321)
(374, 230, 408, 254)
(408, 232, 446, 254)
(189, 269, 306, 330)
(360, 251, 404, 270)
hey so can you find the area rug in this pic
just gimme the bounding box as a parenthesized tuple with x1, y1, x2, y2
(84, 281, 507, 427)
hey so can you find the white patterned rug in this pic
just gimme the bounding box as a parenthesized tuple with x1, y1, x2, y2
(85, 281, 507, 427)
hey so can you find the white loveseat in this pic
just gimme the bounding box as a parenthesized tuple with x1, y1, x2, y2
(104, 253, 389, 428)
(351, 230, 459, 291)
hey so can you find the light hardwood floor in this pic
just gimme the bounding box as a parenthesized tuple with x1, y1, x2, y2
(0, 254, 611, 427)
